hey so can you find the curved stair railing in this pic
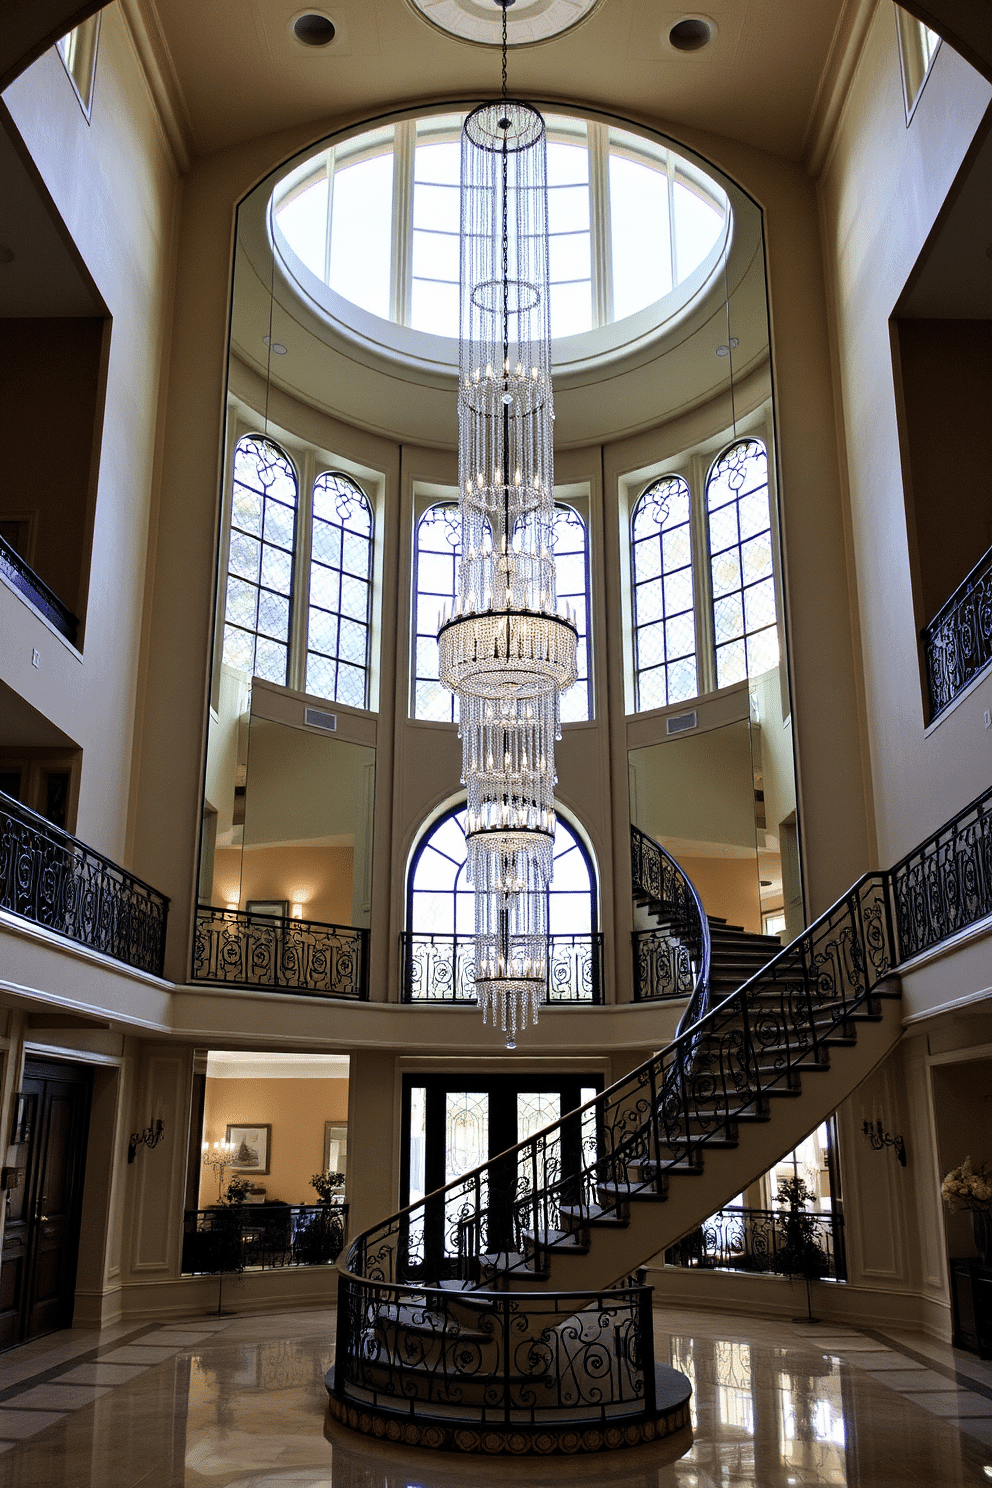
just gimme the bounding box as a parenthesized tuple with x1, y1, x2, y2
(335, 870, 896, 1428)
(630, 824, 711, 1028)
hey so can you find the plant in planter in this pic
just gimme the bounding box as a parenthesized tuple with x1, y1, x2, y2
(775, 1175, 826, 1323)
(941, 1156, 992, 1264)
(295, 1172, 346, 1266)
(223, 1175, 252, 1206)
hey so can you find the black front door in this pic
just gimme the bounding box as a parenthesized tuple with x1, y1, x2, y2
(400, 1073, 601, 1277)
(0, 1059, 92, 1349)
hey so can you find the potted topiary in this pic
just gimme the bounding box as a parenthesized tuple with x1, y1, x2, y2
(295, 1172, 346, 1265)
(775, 1175, 826, 1323)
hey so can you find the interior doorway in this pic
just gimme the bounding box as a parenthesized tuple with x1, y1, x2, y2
(400, 1072, 602, 1276)
(0, 1058, 92, 1350)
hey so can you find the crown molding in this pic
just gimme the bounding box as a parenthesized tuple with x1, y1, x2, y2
(803, 0, 880, 179)
(118, 0, 195, 174)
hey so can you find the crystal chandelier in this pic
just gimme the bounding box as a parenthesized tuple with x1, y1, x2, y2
(439, 3, 577, 1048)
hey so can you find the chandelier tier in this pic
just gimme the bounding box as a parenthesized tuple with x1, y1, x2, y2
(438, 55, 576, 1047)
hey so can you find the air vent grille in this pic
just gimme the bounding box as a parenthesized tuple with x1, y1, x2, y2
(304, 707, 337, 732)
(666, 710, 698, 735)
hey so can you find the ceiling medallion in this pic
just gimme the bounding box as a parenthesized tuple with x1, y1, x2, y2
(405, 0, 602, 48)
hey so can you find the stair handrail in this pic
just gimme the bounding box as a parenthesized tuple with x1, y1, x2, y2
(343, 868, 894, 1292)
(629, 823, 711, 1027)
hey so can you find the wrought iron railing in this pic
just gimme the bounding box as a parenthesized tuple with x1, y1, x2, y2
(0, 531, 79, 644)
(665, 1204, 846, 1281)
(347, 872, 893, 1293)
(334, 1277, 654, 1426)
(630, 824, 711, 1022)
(181, 1202, 347, 1273)
(923, 540, 992, 719)
(192, 906, 368, 998)
(401, 931, 603, 1003)
(891, 784, 992, 961)
(0, 789, 168, 975)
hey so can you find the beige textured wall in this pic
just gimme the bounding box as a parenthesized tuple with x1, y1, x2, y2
(818, 11, 992, 869)
(677, 855, 761, 935)
(212, 843, 355, 925)
(1, 12, 180, 863)
(199, 1075, 349, 1208)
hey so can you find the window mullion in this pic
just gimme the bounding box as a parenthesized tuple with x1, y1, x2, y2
(293, 447, 316, 695)
(588, 122, 612, 329)
(391, 120, 415, 326)
(323, 147, 335, 284)
(666, 151, 678, 287)
(692, 451, 717, 695)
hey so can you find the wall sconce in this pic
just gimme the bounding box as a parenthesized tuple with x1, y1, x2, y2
(128, 1118, 165, 1163)
(862, 1118, 907, 1166)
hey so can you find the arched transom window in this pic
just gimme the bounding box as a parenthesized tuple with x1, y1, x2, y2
(306, 472, 374, 708)
(631, 475, 697, 711)
(223, 435, 298, 687)
(707, 439, 777, 689)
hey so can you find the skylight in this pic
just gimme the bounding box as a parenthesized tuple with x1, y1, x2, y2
(272, 112, 729, 346)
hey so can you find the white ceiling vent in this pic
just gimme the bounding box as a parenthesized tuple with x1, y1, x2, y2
(304, 706, 337, 732)
(666, 709, 698, 735)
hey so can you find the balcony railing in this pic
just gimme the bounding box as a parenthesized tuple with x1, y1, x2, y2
(401, 931, 603, 1003)
(891, 783, 992, 961)
(665, 1204, 846, 1282)
(181, 1202, 347, 1274)
(192, 906, 369, 997)
(923, 539, 992, 719)
(0, 789, 168, 976)
(0, 531, 79, 645)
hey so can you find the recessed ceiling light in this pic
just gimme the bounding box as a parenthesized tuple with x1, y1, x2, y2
(292, 12, 336, 46)
(263, 336, 288, 355)
(715, 337, 739, 357)
(669, 16, 715, 52)
(760, 879, 772, 887)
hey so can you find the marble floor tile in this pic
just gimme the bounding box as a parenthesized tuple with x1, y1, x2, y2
(96, 1346, 181, 1364)
(0, 1408, 65, 1437)
(8, 1384, 112, 1410)
(900, 1390, 992, 1417)
(871, 1368, 960, 1391)
(58, 1364, 151, 1386)
(849, 1351, 934, 1370)
(957, 1417, 992, 1446)
(141, 1331, 216, 1346)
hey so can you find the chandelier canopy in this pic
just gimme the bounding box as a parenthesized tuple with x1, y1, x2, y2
(439, 74, 576, 1047)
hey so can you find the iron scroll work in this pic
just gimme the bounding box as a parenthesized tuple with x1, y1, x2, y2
(923, 540, 992, 720)
(630, 823, 711, 1017)
(0, 789, 168, 976)
(192, 906, 368, 998)
(0, 531, 79, 645)
(401, 931, 603, 1004)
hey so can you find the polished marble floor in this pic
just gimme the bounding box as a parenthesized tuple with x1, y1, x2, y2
(1, 1303, 992, 1485)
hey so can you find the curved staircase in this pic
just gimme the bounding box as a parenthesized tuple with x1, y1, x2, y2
(329, 846, 903, 1456)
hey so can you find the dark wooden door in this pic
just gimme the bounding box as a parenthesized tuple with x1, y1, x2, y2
(0, 1059, 91, 1349)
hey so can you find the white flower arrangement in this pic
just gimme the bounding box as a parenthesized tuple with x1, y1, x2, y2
(941, 1155, 992, 1212)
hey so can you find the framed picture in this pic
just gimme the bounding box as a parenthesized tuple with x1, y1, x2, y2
(226, 1123, 271, 1175)
(245, 900, 288, 920)
(324, 1121, 348, 1180)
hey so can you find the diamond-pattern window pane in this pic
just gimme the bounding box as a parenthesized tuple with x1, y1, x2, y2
(306, 654, 336, 700)
(747, 626, 780, 676)
(224, 436, 298, 678)
(635, 578, 663, 625)
(715, 638, 747, 689)
(306, 471, 373, 709)
(260, 545, 292, 594)
(668, 656, 698, 703)
(551, 504, 591, 721)
(416, 680, 454, 722)
(706, 440, 778, 687)
(413, 503, 460, 720)
(632, 474, 697, 713)
(255, 637, 288, 685)
(713, 593, 744, 643)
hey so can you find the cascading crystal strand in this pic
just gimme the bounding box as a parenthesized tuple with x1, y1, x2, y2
(439, 80, 576, 1048)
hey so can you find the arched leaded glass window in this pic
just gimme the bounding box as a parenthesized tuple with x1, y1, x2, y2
(631, 475, 697, 710)
(306, 472, 374, 708)
(408, 805, 597, 936)
(412, 502, 461, 722)
(707, 439, 778, 688)
(552, 504, 591, 723)
(223, 435, 298, 686)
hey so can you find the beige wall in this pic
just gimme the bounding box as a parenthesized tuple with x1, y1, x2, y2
(2, 11, 180, 864)
(212, 843, 355, 926)
(818, 9, 992, 867)
(199, 1075, 349, 1208)
(677, 855, 761, 935)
